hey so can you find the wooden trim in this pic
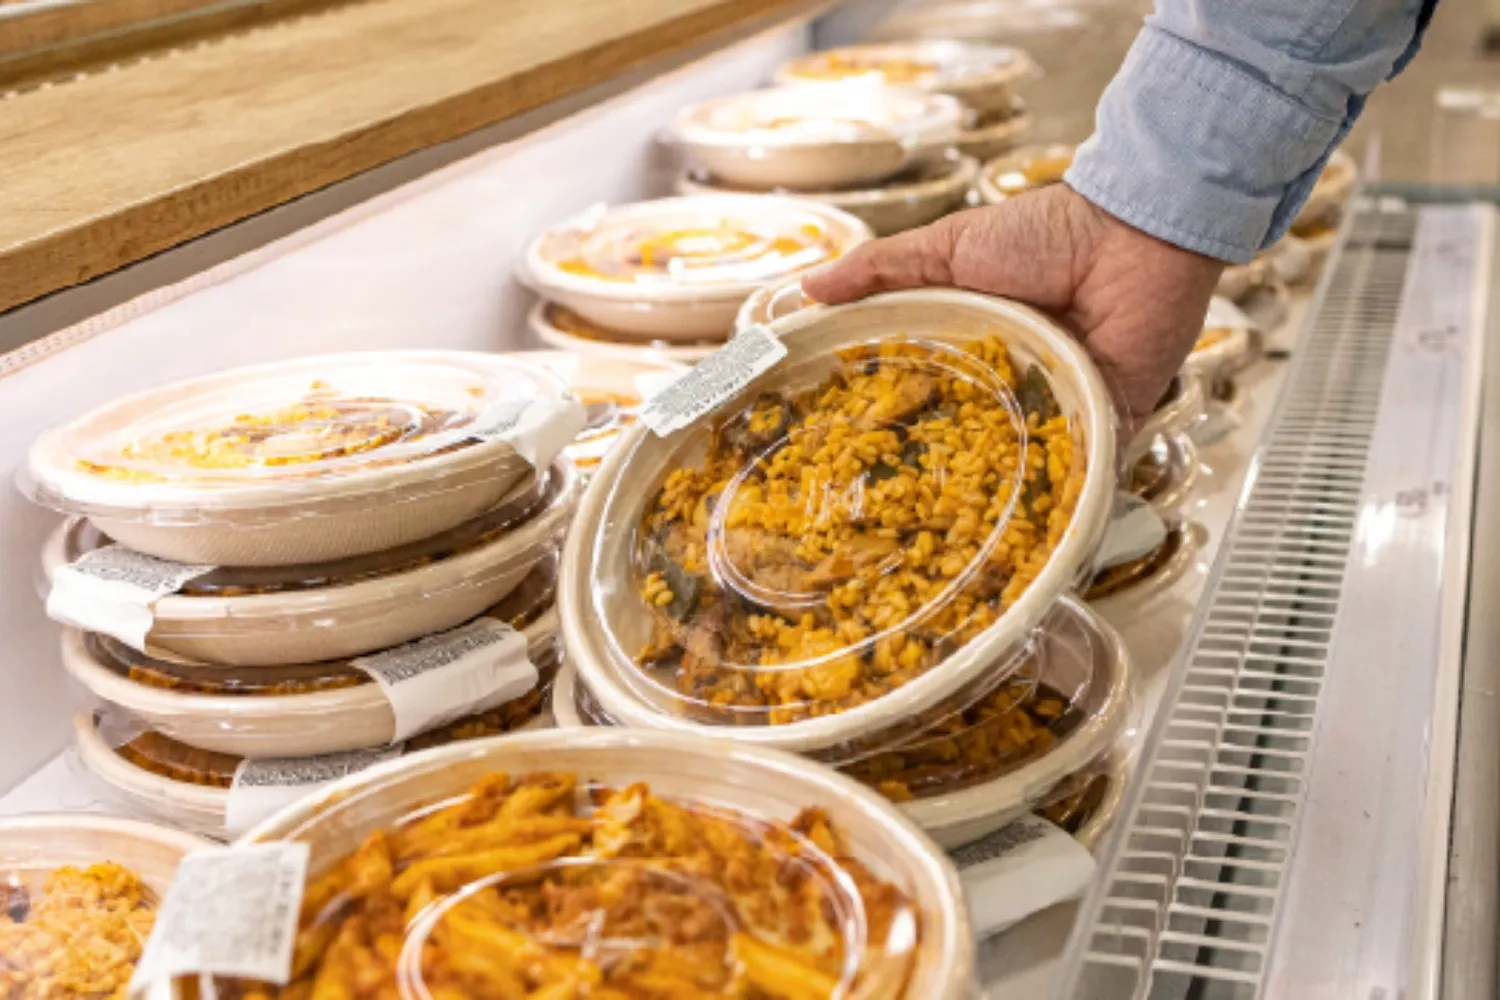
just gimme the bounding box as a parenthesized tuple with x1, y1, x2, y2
(1, 0, 235, 57)
(0, 0, 816, 314)
(0, 0, 354, 88)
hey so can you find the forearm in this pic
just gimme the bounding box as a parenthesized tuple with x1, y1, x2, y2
(1066, 0, 1437, 263)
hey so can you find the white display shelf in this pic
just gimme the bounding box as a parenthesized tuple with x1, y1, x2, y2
(979, 291, 1311, 997)
(0, 749, 106, 820)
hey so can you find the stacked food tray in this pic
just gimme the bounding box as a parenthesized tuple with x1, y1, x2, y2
(170, 731, 981, 997)
(522, 192, 872, 364)
(669, 41, 1040, 238)
(549, 288, 1139, 854)
(22, 351, 593, 839)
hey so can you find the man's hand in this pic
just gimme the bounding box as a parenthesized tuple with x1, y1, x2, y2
(802, 184, 1225, 425)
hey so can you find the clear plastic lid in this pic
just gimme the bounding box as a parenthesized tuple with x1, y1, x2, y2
(628, 340, 1066, 725)
(673, 84, 963, 151)
(557, 636, 1057, 785)
(845, 593, 1123, 805)
(668, 88, 964, 194)
(565, 290, 1118, 760)
(77, 557, 557, 695)
(977, 143, 1076, 203)
(23, 353, 583, 568)
(532, 195, 860, 290)
(510, 351, 687, 474)
(773, 41, 1039, 95)
(874, 1, 1093, 44)
(91, 639, 562, 790)
(44, 461, 577, 667)
(1035, 764, 1110, 834)
(891, 595, 1134, 849)
(524, 197, 872, 343)
(1034, 741, 1131, 850)
(681, 149, 977, 201)
(679, 152, 978, 240)
(1033, 711, 1139, 851)
(67, 572, 562, 761)
(216, 731, 973, 999)
(555, 593, 1133, 852)
(257, 773, 919, 999)
(1127, 433, 1198, 509)
(25, 351, 579, 520)
(1122, 373, 1207, 471)
(61, 468, 554, 599)
(842, 640, 1078, 803)
(0, 815, 206, 999)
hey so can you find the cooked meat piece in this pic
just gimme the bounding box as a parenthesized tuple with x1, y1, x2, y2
(804, 534, 901, 587)
(2, 881, 29, 922)
(856, 373, 938, 429)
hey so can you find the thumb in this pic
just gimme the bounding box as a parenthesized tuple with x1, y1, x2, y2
(801, 214, 963, 304)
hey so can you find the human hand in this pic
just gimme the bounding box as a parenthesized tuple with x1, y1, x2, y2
(802, 184, 1225, 427)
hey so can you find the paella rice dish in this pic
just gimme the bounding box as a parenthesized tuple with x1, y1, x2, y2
(0, 863, 157, 1000)
(635, 335, 1085, 724)
(845, 671, 1075, 802)
(78, 390, 466, 483)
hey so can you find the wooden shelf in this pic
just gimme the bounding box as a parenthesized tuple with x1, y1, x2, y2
(0, 0, 814, 314)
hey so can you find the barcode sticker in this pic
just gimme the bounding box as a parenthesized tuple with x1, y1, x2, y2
(953, 816, 1096, 938)
(224, 745, 404, 838)
(638, 325, 787, 436)
(46, 546, 214, 651)
(472, 393, 588, 469)
(1095, 493, 1168, 569)
(351, 617, 537, 742)
(129, 842, 308, 992)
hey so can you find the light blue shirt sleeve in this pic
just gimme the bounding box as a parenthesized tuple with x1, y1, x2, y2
(1066, 0, 1437, 263)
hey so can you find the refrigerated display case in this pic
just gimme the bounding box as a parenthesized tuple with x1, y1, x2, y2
(1, 2, 1495, 998)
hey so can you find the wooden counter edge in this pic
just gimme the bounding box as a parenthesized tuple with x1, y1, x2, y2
(0, 0, 816, 315)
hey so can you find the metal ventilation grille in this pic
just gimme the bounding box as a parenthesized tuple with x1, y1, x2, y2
(1063, 206, 1419, 1000)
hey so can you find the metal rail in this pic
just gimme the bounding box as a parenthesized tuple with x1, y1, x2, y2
(1055, 198, 1493, 1000)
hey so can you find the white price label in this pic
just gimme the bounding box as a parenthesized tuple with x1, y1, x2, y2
(351, 617, 537, 742)
(1095, 493, 1169, 569)
(129, 842, 308, 993)
(47, 546, 214, 652)
(472, 393, 588, 470)
(225, 745, 404, 838)
(638, 325, 787, 436)
(952, 816, 1097, 938)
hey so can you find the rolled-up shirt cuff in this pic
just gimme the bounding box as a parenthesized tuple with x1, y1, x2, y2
(1064, 24, 1344, 263)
